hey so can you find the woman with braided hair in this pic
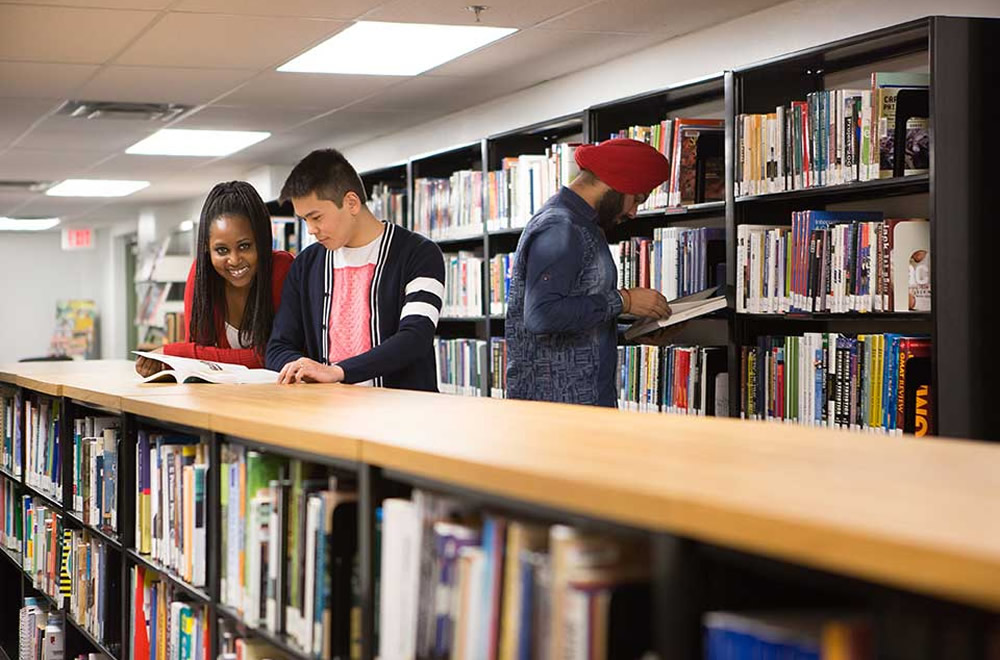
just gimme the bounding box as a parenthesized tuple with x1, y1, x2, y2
(135, 181, 294, 377)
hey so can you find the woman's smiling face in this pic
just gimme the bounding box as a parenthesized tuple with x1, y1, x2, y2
(208, 213, 258, 289)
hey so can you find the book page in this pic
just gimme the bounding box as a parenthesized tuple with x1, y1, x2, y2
(133, 350, 249, 374)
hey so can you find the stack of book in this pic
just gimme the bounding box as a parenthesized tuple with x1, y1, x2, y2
(737, 214, 930, 315)
(741, 333, 932, 435)
(379, 490, 652, 660)
(25, 396, 61, 502)
(1, 475, 21, 554)
(443, 251, 484, 318)
(1, 387, 22, 478)
(132, 565, 210, 660)
(705, 611, 871, 658)
(611, 227, 726, 301)
(490, 338, 508, 400)
(135, 431, 209, 587)
(617, 345, 728, 415)
(434, 338, 488, 397)
(72, 415, 119, 533)
(492, 143, 580, 230)
(489, 252, 514, 316)
(735, 72, 929, 196)
(219, 450, 359, 658)
(413, 172, 484, 241)
(369, 182, 406, 227)
(64, 528, 112, 643)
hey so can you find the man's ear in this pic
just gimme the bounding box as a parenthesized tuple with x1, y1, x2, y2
(344, 191, 362, 215)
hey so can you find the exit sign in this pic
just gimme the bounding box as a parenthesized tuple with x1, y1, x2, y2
(62, 227, 94, 250)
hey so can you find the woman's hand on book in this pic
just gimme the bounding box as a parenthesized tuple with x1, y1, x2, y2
(277, 357, 345, 384)
(134, 346, 166, 377)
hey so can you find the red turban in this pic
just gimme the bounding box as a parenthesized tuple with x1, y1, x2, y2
(574, 138, 670, 195)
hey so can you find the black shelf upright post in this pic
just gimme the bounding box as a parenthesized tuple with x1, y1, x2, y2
(358, 463, 383, 660)
(121, 412, 138, 660)
(207, 430, 221, 660)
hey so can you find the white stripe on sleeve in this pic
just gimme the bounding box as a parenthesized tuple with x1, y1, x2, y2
(404, 276, 445, 301)
(400, 301, 441, 326)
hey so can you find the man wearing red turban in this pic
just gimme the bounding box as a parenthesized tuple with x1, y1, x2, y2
(504, 138, 673, 407)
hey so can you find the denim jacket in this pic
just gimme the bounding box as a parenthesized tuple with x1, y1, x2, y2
(505, 187, 623, 407)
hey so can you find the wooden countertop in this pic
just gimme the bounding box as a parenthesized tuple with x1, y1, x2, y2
(2, 361, 999, 611)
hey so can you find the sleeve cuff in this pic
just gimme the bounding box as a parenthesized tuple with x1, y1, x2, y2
(606, 288, 624, 318)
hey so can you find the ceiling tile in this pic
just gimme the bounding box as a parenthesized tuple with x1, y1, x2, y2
(172, 0, 384, 19)
(0, 63, 99, 100)
(363, 0, 592, 28)
(0, 191, 38, 215)
(77, 66, 255, 105)
(292, 109, 436, 147)
(542, 0, 787, 34)
(15, 116, 159, 153)
(84, 154, 219, 178)
(175, 105, 328, 132)
(0, 99, 65, 148)
(349, 75, 518, 115)
(0, 148, 111, 180)
(0, 5, 159, 63)
(1, 0, 172, 8)
(114, 12, 347, 69)
(13, 195, 112, 220)
(217, 72, 404, 111)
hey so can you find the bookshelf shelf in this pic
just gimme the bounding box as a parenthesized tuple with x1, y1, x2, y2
(125, 549, 211, 604)
(22, 482, 63, 512)
(637, 201, 726, 218)
(61, 509, 122, 550)
(0, 545, 23, 575)
(487, 226, 525, 238)
(0, 465, 19, 482)
(734, 174, 929, 204)
(216, 605, 312, 660)
(65, 613, 120, 660)
(439, 315, 488, 322)
(23, 580, 61, 611)
(737, 312, 933, 321)
(433, 233, 486, 246)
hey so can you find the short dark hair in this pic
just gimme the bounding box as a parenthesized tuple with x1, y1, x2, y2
(280, 148, 367, 207)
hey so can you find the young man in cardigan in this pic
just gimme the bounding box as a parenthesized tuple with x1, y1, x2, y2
(266, 148, 445, 390)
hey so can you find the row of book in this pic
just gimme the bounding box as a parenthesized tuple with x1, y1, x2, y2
(271, 217, 300, 255)
(434, 338, 488, 397)
(20, 605, 111, 660)
(134, 431, 209, 587)
(72, 415, 119, 533)
(132, 565, 210, 660)
(413, 172, 485, 241)
(378, 490, 652, 660)
(610, 117, 725, 209)
(164, 311, 186, 344)
(737, 214, 929, 315)
(490, 338, 508, 400)
(489, 144, 580, 230)
(219, 449, 359, 658)
(1, 386, 21, 477)
(705, 611, 871, 659)
(64, 527, 114, 643)
(369, 182, 406, 227)
(740, 333, 932, 435)
(2, 474, 21, 553)
(444, 251, 484, 318)
(618, 345, 729, 415)
(489, 252, 514, 316)
(612, 227, 725, 301)
(735, 72, 929, 197)
(26, 396, 62, 501)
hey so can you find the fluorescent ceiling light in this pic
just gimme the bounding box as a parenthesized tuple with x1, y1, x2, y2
(46, 179, 150, 197)
(126, 129, 270, 157)
(278, 21, 517, 76)
(0, 217, 60, 231)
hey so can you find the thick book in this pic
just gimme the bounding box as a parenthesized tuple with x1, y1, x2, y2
(133, 351, 279, 384)
(623, 287, 727, 341)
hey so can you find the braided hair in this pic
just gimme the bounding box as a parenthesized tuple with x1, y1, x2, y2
(189, 181, 275, 359)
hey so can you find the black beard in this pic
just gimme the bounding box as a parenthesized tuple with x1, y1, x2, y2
(595, 188, 625, 233)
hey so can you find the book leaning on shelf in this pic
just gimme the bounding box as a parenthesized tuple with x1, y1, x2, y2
(132, 351, 279, 384)
(612, 227, 726, 303)
(135, 430, 209, 587)
(1, 386, 23, 478)
(617, 342, 728, 415)
(490, 143, 580, 230)
(132, 565, 210, 660)
(379, 490, 653, 660)
(25, 395, 62, 501)
(442, 251, 484, 318)
(72, 415, 119, 533)
(737, 215, 929, 315)
(742, 332, 932, 436)
(1, 475, 22, 554)
(434, 338, 488, 397)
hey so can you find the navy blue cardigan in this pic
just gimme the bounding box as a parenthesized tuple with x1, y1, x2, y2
(265, 222, 445, 392)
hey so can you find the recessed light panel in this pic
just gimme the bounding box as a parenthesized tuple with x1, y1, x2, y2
(46, 179, 150, 197)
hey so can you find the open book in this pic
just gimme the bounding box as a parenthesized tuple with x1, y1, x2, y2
(623, 287, 728, 341)
(133, 351, 279, 384)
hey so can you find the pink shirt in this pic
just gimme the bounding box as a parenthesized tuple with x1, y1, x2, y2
(328, 232, 383, 368)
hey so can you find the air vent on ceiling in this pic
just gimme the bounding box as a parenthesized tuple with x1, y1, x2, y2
(57, 100, 192, 122)
(0, 180, 53, 193)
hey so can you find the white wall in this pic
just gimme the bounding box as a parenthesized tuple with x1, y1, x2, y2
(344, 0, 1000, 171)
(0, 231, 113, 364)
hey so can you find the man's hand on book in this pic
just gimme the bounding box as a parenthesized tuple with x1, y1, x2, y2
(134, 346, 165, 377)
(620, 287, 671, 319)
(277, 357, 345, 384)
